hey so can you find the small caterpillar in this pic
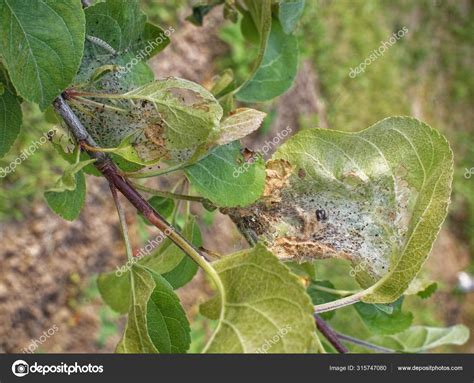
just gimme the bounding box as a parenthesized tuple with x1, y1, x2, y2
(86, 35, 117, 55)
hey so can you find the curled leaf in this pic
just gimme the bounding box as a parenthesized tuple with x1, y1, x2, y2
(216, 108, 266, 145)
(68, 77, 223, 165)
(226, 117, 453, 303)
(278, 0, 305, 34)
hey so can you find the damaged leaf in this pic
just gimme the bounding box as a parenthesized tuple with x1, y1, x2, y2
(68, 77, 223, 165)
(226, 117, 453, 303)
(216, 108, 266, 145)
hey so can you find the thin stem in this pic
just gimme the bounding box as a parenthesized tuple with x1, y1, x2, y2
(171, 179, 186, 225)
(53, 95, 207, 262)
(75, 144, 82, 164)
(201, 263, 226, 353)
(54, 95, 226, 336)
(310, 285, 359, 297)
(314, 290, 365, 314)
(81, 142, 117, 153)
(314, 315, 348, 353)
(125, 162, 187, 178)
(132, 182, 211, 204)
(110, 184, 133, 261)
(73, 96, 127, 113)
(335, 332, 395, 353)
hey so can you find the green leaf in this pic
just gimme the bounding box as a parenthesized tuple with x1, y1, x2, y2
(161, 219, 202, 289)
(185, 141, 266, 207)
(162, 255, 199, 290)
(417, 282, 438, 299)
(244, 0, 272, 37)
(286, 261, 316, 279)
(371, 325, 470, 353)
(44, 106, 60, 124)
(54, 137, 142, 175)
(203, 243, 316, 353)
(85, 1, 168, 57)
(52, 143, 102, 177)
(138, 22, 172, 59)
(216, 108, 266, 145)
(116, 265, 158, 353)
(98, 217, 201, 315)
(235, 0, 272, 90)
(115, 265, 190, 353)
(139, 196, 175, 225)
(44, 171, 86, 221)
(354, 297, 413, 335)
(146, 270, 191, 353)
(0, 84, 22, 157)
(106, 133, 161, 166)
(228, 117, 453, 304)
(210, 69, 234, 97)
(236, 17, 298, 102)
(97, 270, 131, 314)
(77, 0, 171, 89)
(68, 77, 223, 165)
(47, 159, 96, 193)
(240, 9, 260, 44)
(0, 0, 85, 109)
(278, 0, 305, 34)
(307, 280, 338, 321)
(405, 276, 436, 296)
(139, 217, 202, 275)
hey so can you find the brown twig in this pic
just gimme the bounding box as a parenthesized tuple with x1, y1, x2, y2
(314, 314, 349, 353)
(53, 95, 207, 261)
